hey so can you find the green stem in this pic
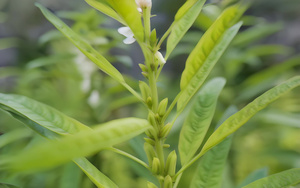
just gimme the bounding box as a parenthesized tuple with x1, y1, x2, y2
(149, 71, 158, 111)
(156, 23, 174, 52)
(173, 173, 183, 188)
(108, 147, 149, 169)
(143, 7, 151, 44)
(155, 139, 165, 174)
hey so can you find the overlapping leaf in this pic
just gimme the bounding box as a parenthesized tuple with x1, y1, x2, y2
(4, 118, 150, 172)
(178, 78, 226, 165)
(36, 3, 125, 83)
(166, 0, 206, 59)
(177, 3, 247, 111)
(242, 168, 300, 188)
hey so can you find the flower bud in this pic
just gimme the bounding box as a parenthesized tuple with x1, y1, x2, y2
(142, 72, 149, 79)
(144, 142, 156, 166)
(136, 0, 152, 9)
(144, 138, 155, 146)
(146, 96, 153, 109)
(164, 175, 173, 188)
(139, 63, 148, 72)
(147, 181, 158, 188)
(157, 98, 168, 117)
(165, 151, 177, 176)
(139, 81, 151, 102)
(163, 144, 170, 148)
(151, 157, 161, 174)
(159, 123, 172, 138)
(155, 51, 166, 65)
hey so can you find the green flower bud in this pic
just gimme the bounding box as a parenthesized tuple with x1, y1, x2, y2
(159, 123, 172, 138)
(164, 175, 173, 188)
(139, 63, 148, 72)
(139, 81, 151, 102)
(151, 157, 161, 174)
(147, 181, 158, 188)
(142, 72, 149, 79)
(146, 96, 153, 109)
(165, 151, 177, 176)
(157, 98, 168, 117)
(144, 142, 156, 166)
(163, 144, 170, 148)
(144, 138, 155, 146)
(148, 113, 157, 127)
(150, 29, 157, 47)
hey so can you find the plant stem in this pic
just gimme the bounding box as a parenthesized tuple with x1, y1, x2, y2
(156, 23, 173, 51)
(149, 71, 158, 111)
(108, 147, 149, 169)
(143, 7, 151, 44)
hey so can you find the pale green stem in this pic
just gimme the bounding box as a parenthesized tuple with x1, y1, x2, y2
(143, 7, 151, 43)
(156, 23, 174, 51)
(122, 82, 145, 105)
(173, 173, 183, 188)
(149, 71, 159, 111)
(108, 147, 149, 169)
(162, 91, 181, 123)
(156, 64, 165, 80)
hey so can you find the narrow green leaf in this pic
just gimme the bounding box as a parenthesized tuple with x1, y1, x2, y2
(190, 137, 232, 188)
(85, 0, 125, 24)
(178, 77, 226, 165)
(201, 76, 300, 156)
(5, 118, 150, 171)
(174, 0, 198, 21)
(0, 93, 118, 188)
(73, 158, 118, 188)
(237, 168, 269, 188)
(0, 93, 90, 136)
(177, 3, 246, 112)
(105, 0, 144, 43)
(189, 106, 237, 188)
(0, 129, 32, 148)
(166, 0, 206, 59)
(60, 162, 82, 188)
(35, 3, 124, 83)
(242, 168, 300, 188)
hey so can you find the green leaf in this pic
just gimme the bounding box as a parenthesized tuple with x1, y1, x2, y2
(242, 168, 300, 188)
(4, 118, 150, 171)
(166, 0, 206, 59)
(35, 3, 125, 83)
(178, 77, 226, 165)
(105, 0, 144, 43)
(0, 93, 90, 137)
(190, 137, 232, 188)
(0, 129, 32, 149)
(0, 93, 118, 188)
(189, 106, 237, 188)
(237, 168, 269, 188)
(85, 0, 125, 24)
(201, 76, 300, 156)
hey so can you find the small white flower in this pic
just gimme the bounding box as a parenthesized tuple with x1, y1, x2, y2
(135, 0, 152, 9)
(88, 90, 100, 108)
(155, 51, 166, 64)
(118, 26, 136, 44)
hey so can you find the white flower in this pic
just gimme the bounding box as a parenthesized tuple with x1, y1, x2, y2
(155, 51, 166, 64)
(88, 90, 100, 108)
(118, 26, 136, 44)
(135, 0, 152, 9)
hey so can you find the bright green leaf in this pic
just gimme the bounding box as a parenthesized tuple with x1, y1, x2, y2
(85, 0, 125, 24)
(178, 77, 226, 165)
(166, 0, 206, 59)
(35, 3, 125, 83)
(0, 93, 90, 136)
(242, 168, 300, 188)
(5, 118, 150, 171)
(0, 129, 32, 149)
(201, 76, 300, 156)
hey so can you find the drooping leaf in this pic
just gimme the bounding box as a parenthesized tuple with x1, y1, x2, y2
(201, 76, 300, 156)
(189, 106, 237, 188)
(0, 93, 90, 136)
(4, 118, 150, 171)
(35, 3, 125, 83)
(178, 77, 226, 165)
(0, 93, 118, 188)
(177, 3, 246, 112)
(0, 182, 20, 188)
(85, 0, 125, 24)
(190, 137, 232, 188)
(0, 129, 32, 149)
(166, 0, 206, 59)
(237, 167, 269, 188)
(242, 168, 300, 188)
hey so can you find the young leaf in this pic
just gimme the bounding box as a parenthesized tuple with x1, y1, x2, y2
(0, 93, 90, 136)
(85, 0, 125, 24)
(4, 118, 150, 171)
(35, 3, 125, 84)
(178, 77, 226, 165)
(189, 137, 232, 188)
(177, 3, 246, 112)
(201, 76, 300, 156)
(166, 0, 206, 59)
(242, 168, 300, 188)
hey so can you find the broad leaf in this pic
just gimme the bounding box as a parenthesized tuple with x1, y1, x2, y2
(166, 0, 206, 59)
(0, 93, 118, 188)
(4, 118, 150, 171)
(201, 76, 300, 156)
(237, 168, 269, 188)
(189, 106, 237, 188)
(177, 3, 246, 111)
(35, 3, 125, 83)
(85, 0, 125, 24)
(242, 168, 300, 188)
(190, 137, 232, 188)
(0, 93, 90, 136)
(178, 77, 226, 165)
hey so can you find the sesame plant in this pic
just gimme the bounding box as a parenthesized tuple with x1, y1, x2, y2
(1, 0, 300, 188)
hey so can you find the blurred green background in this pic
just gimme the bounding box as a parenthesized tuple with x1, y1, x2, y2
(0, 0, 300, 187)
